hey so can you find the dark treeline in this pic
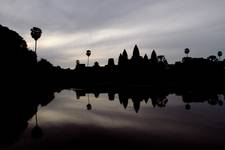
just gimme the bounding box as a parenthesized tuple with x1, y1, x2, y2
(0, 24, 61, 146)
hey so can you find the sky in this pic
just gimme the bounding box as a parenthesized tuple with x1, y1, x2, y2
(1, 0, 225, 68)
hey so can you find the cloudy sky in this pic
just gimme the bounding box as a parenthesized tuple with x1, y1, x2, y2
(1, 0, 225, 68)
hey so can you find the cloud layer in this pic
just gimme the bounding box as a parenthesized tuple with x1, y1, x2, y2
(1, 0, 225, 68)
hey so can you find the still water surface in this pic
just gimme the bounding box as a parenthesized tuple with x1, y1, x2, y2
(6, 89, 225, 149)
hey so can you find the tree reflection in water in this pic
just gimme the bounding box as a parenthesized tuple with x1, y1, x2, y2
(31, 108, 43, 139)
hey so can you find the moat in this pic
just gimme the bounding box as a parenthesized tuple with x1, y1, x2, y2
(4, 89, 225, 150)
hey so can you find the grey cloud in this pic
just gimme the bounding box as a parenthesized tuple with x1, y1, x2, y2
(1, 0, 225, 68)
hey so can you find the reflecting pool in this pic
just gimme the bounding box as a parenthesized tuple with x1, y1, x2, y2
(2, 89, 225, 150)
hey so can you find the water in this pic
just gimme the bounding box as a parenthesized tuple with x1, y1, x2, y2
(3, 89, 225, 150)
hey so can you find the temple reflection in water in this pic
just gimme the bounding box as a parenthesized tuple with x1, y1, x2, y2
(74, 88, 224, 113)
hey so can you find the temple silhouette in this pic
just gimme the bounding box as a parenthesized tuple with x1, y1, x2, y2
(72, 45, 225, 90)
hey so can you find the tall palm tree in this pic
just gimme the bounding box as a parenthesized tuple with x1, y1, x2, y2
(31, 112, 43, 139)
(218, 51, 223, 61)
(86, 94, 92, 110)
(31, 27, 42, 54)
(86, 50, 91, 66)
(184, 48, 190, 57)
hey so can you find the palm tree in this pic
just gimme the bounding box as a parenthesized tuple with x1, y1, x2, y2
(207, 55, 218, 62)
(86, 50, 91, 66)
(86, 94, 92, 110)
(31, 27, 42, 54)
(218, 51, 223, 61)
(185, 104, 191, 110)
(184, 48, 190, 57)
(31, 112, 43, 139)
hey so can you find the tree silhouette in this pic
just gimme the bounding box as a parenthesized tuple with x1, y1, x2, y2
(185, 104, 191, 110)
(86, 94, 92, 110)
(207, 55, 218, 62)
(31, 112, 43, 139)
(86, 50, 91, 66)
(94, 61, 100, 68)
(184, 48, 190, 57)
(218, 51, 223, 61)
(158, 55, 168, 64)
(31, 27, 42, 54)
